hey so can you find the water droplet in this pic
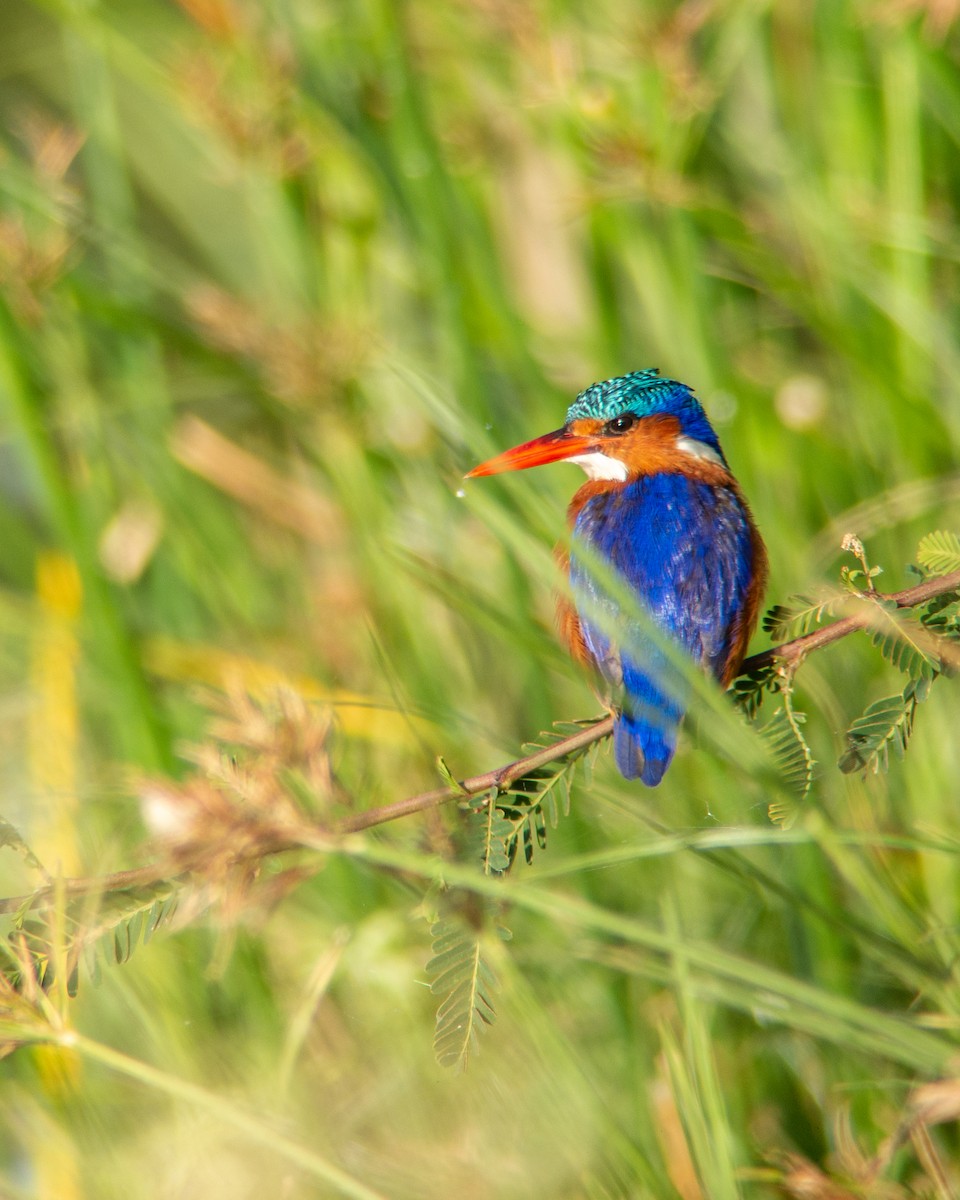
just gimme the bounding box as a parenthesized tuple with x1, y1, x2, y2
(455, 488, 466, 499)
(484, 423, 492, 431)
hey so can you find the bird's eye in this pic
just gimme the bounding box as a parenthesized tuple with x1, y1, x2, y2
(604, 413, 637, 435)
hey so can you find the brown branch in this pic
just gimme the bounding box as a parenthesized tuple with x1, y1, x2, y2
(335, 716, 615, 833)
(0, 722, 612, 914)
(338, 566, 960, 834)
(2, 568, 958, 916)
(740, 567, 960, 674)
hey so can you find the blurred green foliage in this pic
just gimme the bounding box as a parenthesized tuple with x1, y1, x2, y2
(2, 0, 960, 1195)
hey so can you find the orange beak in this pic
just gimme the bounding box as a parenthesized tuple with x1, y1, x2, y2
(466, 428, 596, 478)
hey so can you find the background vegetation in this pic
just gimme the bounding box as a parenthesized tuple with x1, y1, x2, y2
(1, 0, 960, 1195)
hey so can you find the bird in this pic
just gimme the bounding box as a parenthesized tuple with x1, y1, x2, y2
(466, 369, 768, 785)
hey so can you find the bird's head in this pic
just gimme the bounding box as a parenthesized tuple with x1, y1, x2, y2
(467, 369, 728, 482)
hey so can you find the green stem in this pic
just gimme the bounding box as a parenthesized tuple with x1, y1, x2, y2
(64, 1031, 389, 1200)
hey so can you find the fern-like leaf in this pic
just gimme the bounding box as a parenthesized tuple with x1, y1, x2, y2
(482, 720, 587, 866)
(85, 888, 181, 991)
(762, 594, 839, 641)
(83, 884, 181, 972)
(919, 594, 960, 646)
(426, 919, 497, 1071)
(761, 698, 815, 825)
(467, 790, 513, 876)
(498, 767, 572, 866)
(730, 660, 779, 720)
(3, 881, 182, 999)
(867, 602, 940, 679)
(838, 685, 920, 775)
(917, 531, 960, 577)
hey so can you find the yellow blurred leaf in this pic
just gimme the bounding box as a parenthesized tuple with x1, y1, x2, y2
(143, 636, 435, 748)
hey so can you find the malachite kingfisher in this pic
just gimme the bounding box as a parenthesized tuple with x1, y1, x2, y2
(466, 369, 768, 785)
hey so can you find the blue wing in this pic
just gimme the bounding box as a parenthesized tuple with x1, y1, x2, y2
(571, 474, 755, 785)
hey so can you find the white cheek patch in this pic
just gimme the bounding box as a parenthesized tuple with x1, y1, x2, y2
(675, 436, 726, 467)
(568, 452, 629, 482)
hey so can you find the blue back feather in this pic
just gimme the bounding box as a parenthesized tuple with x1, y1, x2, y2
(571, 473, 754, 784)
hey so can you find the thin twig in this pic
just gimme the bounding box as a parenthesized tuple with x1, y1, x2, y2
(741, 567, 960, 673)
(339, 567, 960, 834)
(2, 568, 958, 913)
(335, 717, 613, 833)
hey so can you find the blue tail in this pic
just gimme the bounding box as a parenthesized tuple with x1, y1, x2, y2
(614, 662, 686, 786)
(613, 709, 676, 786)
